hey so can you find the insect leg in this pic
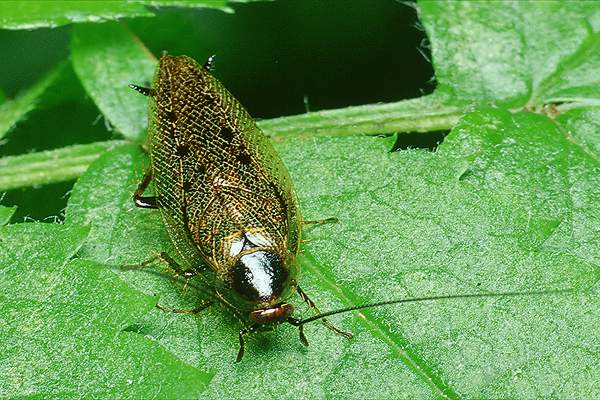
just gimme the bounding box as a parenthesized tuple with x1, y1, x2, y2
(123, 251, 198, 283)
(156, 299, 212, 315)
(287, 317, 309, 347)
(302, 217, 339, 225)
(296, 286, 353, 339)
(237, 324, 259, 362)
(128, 83, 155, 97)
(203, 55, 216, 71)
(155, 252, 197, 277)
(141, 252, 212, 314)
(133, 167, 159, 209)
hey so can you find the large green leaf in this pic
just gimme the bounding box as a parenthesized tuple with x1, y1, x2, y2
(0, 223, 213, 398)
(60, 104, 599, 398)
(420, 1, 600, 110)
(2, 1, 600, 399)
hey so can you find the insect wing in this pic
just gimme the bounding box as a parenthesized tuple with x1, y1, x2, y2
(148, 55, 301, 272)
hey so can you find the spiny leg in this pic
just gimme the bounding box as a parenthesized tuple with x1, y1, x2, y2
(155, 252, 198, 279)
(124, 251, 203, 313)
(296, 285, 353, 340)
(301, 217, 339, 244)
(121, 252, 163, 272)
(156, 299, 212, 315)
(128, 83, 155, 97)
(302, 217, 338, 225)
(203, 54, 216, 71)
(237, 324, 259, 363)
(133, 167, 158, 209)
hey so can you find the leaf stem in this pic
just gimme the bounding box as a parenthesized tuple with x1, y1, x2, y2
(260, 93, 463, 139)
(0, 141, 126, 191)
(0, 93, 465, 191)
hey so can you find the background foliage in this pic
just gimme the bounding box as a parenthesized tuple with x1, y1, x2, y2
(0, 1, 598, 399)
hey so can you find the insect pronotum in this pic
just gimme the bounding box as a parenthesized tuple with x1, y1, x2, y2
(129, 53, 569, 362)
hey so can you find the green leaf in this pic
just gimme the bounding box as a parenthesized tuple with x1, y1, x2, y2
(0, 222, 213, 398)
(71, 23, 156, 141)
(420, 1, 600, 110)
(0, 1, 153, 30)
(0, 205, 16, 225)
(0, 63, 64, 141)
(62, 105, 599, 398)
(130, 0, 232, 12)
(0, 0, 264, 31)
(65, 144, 210, 370)
(4, 1, 600, 398)
(556, 106, 600, 162)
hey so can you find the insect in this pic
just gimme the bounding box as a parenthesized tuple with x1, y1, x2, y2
(129, 53, 352, 361)
(129, 53, 569, 362)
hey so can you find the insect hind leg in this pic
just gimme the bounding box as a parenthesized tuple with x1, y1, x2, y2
(296, 286, 353, 340)
(302, 217, 338, 225)
(133, 167, 158, 209)
(122, 251, 199, 288)
(156, 299, 212, 315)
(124, 251, 207, 314)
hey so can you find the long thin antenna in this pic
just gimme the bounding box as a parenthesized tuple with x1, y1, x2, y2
(295, 288, 574, 326)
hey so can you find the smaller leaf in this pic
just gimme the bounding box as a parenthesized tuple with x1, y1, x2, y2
(419, 1, 600, 109)
(0, 0, 153, 30)
(0, 205, 16, 225)
(131, 0, 232, 12)
(0, 63, 65, 140)
(71, 23, 156, 141)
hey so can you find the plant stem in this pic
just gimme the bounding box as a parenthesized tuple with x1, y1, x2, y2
(260, 93, 463, 140)
(0, 93, 464, 191)
(0, 141, 126, 191)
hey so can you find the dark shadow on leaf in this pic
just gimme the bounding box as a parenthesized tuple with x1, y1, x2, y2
(391, 130, 450, 152)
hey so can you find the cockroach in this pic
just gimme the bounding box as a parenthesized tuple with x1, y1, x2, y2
(129, 53, 569, 362)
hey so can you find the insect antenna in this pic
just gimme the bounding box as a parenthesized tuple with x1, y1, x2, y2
(291, 288, 575, 327)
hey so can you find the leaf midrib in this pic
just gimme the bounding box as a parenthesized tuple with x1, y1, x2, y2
(301, 249, 460, 400)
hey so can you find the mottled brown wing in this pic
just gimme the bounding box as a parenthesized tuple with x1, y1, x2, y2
(148, 55, 300, 272)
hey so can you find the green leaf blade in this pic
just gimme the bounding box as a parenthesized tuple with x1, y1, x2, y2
(71, 23, 156, 141)
(0, 1, 154, 30)
(0, 63, 64, 141)
(420, 1, 600, 110)
(0, 206, 16, 225)
(58, 106, 599, 398)
(0, 141, 126, 191)
(0, 223, 213, 398)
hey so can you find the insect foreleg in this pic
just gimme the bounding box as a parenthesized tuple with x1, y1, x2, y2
(123, 252, 199, 283)
(237, 324, 259, 363)
(133, 168, 158, 209)
(203, 54, 216, 71)
(286, 317, 309, 347)
(156, 300, 212, 315)
(128, 83, 155, 97)
(296, 286, 353, 339)
(302, 217, 339, 225)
